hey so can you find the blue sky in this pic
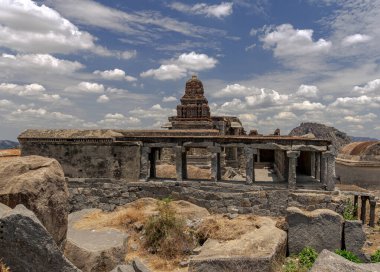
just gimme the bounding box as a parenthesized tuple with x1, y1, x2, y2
(0, 0, 379, 140)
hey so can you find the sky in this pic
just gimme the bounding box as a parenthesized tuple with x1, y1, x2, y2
(0, 0, 380, 140)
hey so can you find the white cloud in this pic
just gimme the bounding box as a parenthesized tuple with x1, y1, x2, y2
(342, 34, 372, 46)
(169, 2, 233, 18)
(292, 101, 325, 111)
(6, 107, 83, 126)
(141, 64, 187, 81)
(140, 52, 217, 81)
(238, 113, 257, 122)
(96, 94, 109, 103)
(296, 85, 319, 98)
(344, 113, 377, 123)
(94, 69, 137, 82)
(245, 89, 288, 107)
(261, 24, 331, 57)
(273, 111, 297, 120)
(330, 95, 376, 108)
(65, 82, 104, 93)
(129, 104, 176, 120)
(162, 96, 177, 102)
(0, 53, 84, 74)
(0, 83, 68, 104)
(353, 79, 380, 94)
(48, 0, 225, 39)
(98, 113, 140, 126)
(0, 0, 96, 54)
(0, 99, 14, 109)
(214, 83, 257, 98)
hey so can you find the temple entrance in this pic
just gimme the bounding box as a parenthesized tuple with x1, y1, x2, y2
(297, 151, 312, 176)
(185, 148, 212, 180)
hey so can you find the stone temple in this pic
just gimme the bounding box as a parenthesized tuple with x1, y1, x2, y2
(18, 76, 337, 192)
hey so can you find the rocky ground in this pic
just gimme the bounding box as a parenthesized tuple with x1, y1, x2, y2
(66, 198, 286, 272)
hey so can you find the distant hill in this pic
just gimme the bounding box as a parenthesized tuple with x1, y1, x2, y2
(350, 136, 378, 142)
(289, 122, 351, 151)
(0, 140, 19, 149)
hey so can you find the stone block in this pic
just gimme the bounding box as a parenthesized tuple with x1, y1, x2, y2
(344, 220, 366, 259)
(0, 204, 79, 272)
(311, 249, 380, 272)
(287, 207, 343, 254)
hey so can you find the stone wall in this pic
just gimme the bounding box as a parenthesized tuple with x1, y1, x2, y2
(336, 162, 380, 188)
(68, 179, 346, 216)
(21, 141, 141, 180)
(274, 150, 288, 181)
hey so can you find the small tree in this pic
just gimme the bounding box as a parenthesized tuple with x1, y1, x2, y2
(342, 199, 357, 220)
(298, 247, 318, 269)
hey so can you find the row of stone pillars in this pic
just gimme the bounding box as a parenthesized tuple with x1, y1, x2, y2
(353, 194, 377, 227)
(286, 150, 335, 191)
(141, 145, 336, 191)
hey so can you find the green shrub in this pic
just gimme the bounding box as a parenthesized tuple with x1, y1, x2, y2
(343, 199, 357, 220)
(299, 247, 318, 269)
(371, 250, 380, 262)
(144, 198, 194, 258)
(335, 249, 362, 263)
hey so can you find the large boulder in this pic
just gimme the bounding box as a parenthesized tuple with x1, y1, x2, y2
(65, 209, 129, 272)
(344, 220, 366, 259)
(287, 207, 344, 254)
(0, 155, 69, 247)
(311, 249, 380, 272)
(0, 203, 79, 272)
(189, 217, 286, 272)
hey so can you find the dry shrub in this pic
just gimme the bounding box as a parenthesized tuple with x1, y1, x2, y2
(144, 198, 195, 259)
(0, 260, 10, 272)
(196, 215, 259, 243)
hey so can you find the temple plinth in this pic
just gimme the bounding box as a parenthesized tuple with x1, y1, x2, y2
(168, 75, 213, 130)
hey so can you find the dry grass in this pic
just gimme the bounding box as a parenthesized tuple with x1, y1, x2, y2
(196, 214, 260, 241)
(74, 198, 157, 231)
(156, 164, 211, 180)
(0, 260, 10, 272)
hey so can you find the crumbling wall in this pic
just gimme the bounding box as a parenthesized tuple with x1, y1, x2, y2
(20, 141, 141, 181)
(67, 179, 345, 215)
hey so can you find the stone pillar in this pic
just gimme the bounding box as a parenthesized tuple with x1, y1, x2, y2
(174, 146, 186, 181)
(244, 146, 256, 184)
(139, 146, 151, 181)
(360, 196, 368, 224)
(310, 152, 316, 178)
(326, 152, 336, 191)
(315, 152, 321, 181)
(369, 198, 376, 227)
(209, 146, 221, 182)
(320, 153, 327, 188)
(287, 151, 300, 190)
(353, 194, 359, 218)
(257, 149, 261, 163)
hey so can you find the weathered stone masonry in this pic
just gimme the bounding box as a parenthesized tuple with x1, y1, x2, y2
(67, 179, 346, 216)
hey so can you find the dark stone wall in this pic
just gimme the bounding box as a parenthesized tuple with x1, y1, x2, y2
(67, 179, 346, 216)
(20, 141, 141, 180)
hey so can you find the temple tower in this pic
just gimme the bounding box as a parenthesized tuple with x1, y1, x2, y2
(168, 75, 213, 129)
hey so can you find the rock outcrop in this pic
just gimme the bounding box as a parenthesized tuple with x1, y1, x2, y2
(310, 249, 380, 272)
(0, 203, 79, 272)
(287, 207, 344, 254)
(289, 122, 351, 151)
(189, 217, 286, 272)
(65, 209, 129, 272)
(0, 155, 69, 247)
